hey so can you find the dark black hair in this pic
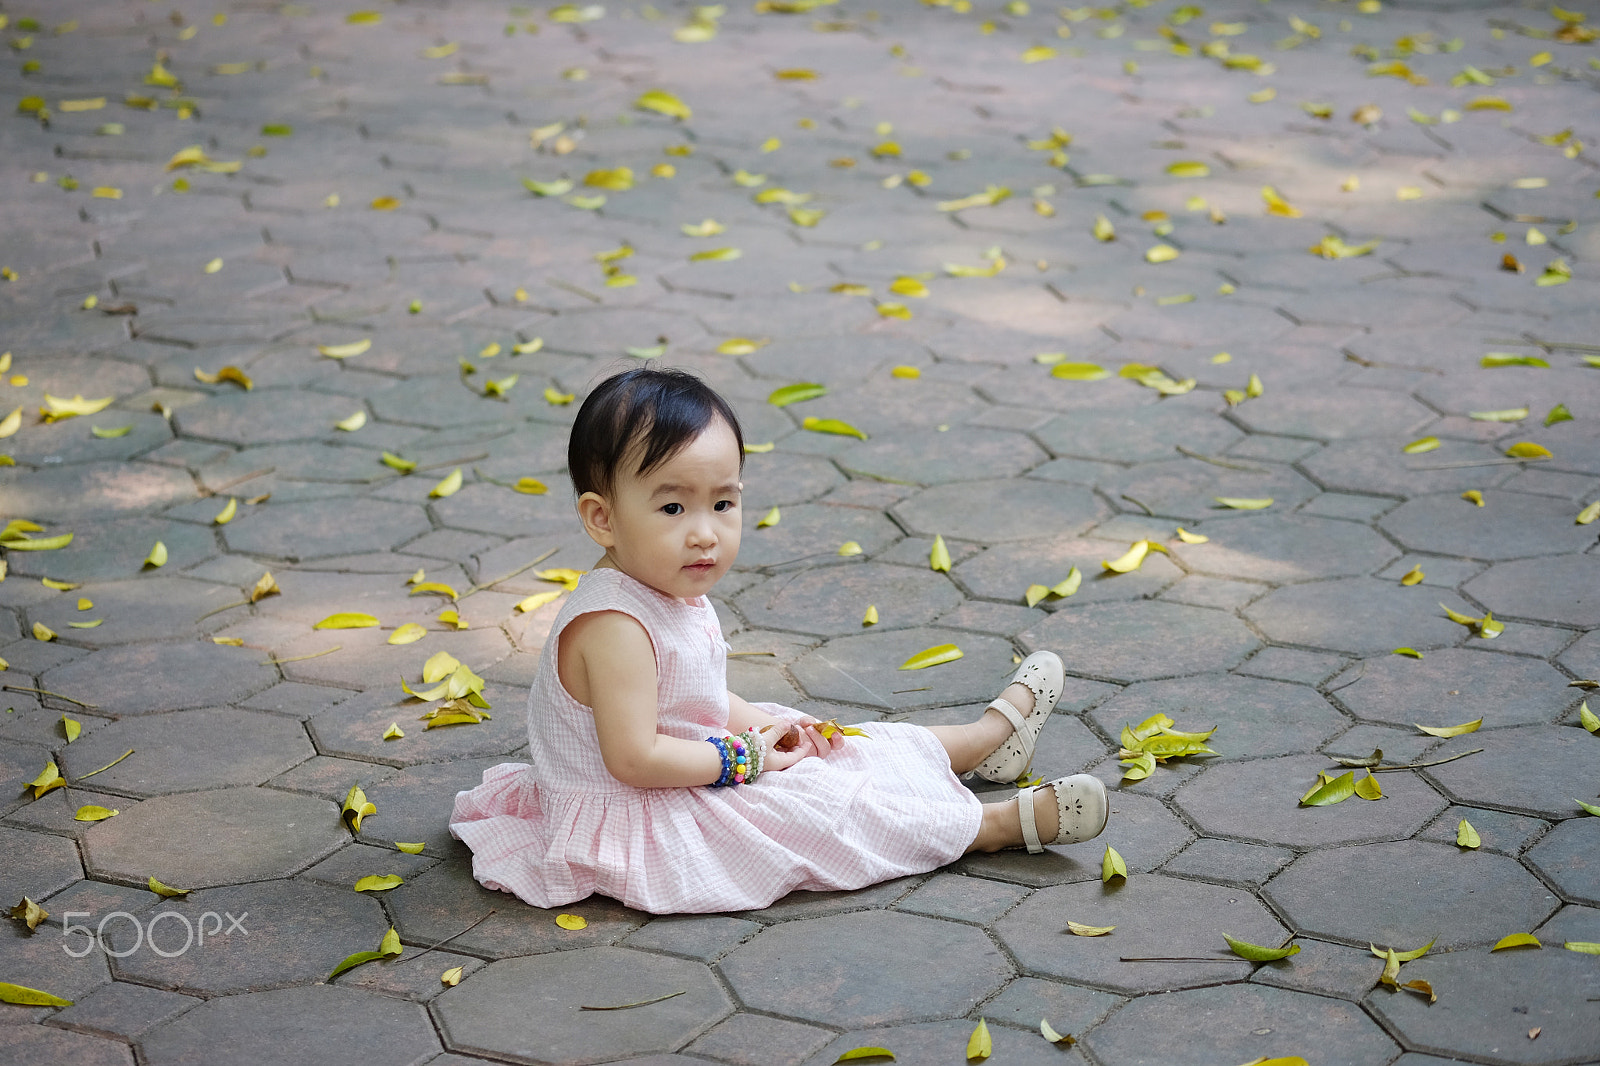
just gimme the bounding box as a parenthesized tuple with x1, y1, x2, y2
(568, 365, 745, 498)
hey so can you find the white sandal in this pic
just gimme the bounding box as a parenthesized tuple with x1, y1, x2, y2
(972, 651, 1065, 784)
(1017, 773, 1109, 853)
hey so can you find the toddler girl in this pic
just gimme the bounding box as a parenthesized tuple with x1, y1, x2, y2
(450, 366, 1109, 914)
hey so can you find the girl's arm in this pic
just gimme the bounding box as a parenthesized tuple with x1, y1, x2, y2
(563, 612, 811, 786)
(565, 611, 724, 788)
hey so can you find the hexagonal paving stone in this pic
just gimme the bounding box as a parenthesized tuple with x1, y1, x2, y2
(721, 910, 1011, 1028)
(1331, 648, 1577, 730)
(1087, 984, 1399, 1066)
(1464, 555, 1600, 628)
(138, 985, 439, 1066)
(890, 479, 1105, 544)
(1266, 840, 1559, 950)
(0, 902, 112, 1005)
(4, 518, 219, 584)
(1175, 753, 1446, 848)
(743, 334, 928, 385)
(347, 757, 526, 853)
(223, 497, 431, 560)
(1425, 725, 1600, 820)
(59, 708, 313, 796)
(732, 504, 903, 570)
(1232, 386, 1436, 440)
(0, 462, 197, 522)
(436, 948, 731, 1065)
(954, 537, 1182, 608)
(387, 858, 646, 958)
(843, 427, 1048, 485)
(739, 451, 845, 507)
(0, 825, 84, 903)
(1089, 675, 1348, 761)
(733, 562, 961, 637)
(42, 641, 280, 715)
(1104, 460, 1323, 523)
(1380, 492, 1600, 561)
(1033, 399, 1238, 464)
(1244, 578, 1474, 656)
(960, 790, 1194, 889)
(1022, 601, 1260, 683)
(788, 627, 1018, 711)
(1166, 513, 1400, 583)
(1365, 947, 1600, 1066)
(83, 788, 345, 889)
(426, 481, 578, 539)
(994, 874, 1290, 994)
(1526, 817, 1600, 906)
(109, 879, 391, 994)
(309, 687, 527, 767)
(1298, 436, 1511, 498)
(172, 390, 366, 446)
(24, 577, 242, 649)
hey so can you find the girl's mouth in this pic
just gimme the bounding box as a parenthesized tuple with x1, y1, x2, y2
(685, 560, 716, 572)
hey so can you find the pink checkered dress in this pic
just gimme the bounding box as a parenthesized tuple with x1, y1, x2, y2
(450, 567, 983, 914)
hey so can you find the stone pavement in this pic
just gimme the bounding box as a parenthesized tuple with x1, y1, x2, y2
(0, 0, 1598, 1062)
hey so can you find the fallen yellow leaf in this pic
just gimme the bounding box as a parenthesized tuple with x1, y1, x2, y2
(1416, 717, 1482, 737)
(314, 612, 379, 630)
(1492, 933, 1541, 951)
(899, 644, 963, 670)
(556, 913, 588, 930)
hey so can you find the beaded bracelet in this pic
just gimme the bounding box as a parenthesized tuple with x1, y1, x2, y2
(737, 729, 763, 786)
(706, 735, 735, 787)
(707, 731, 765, 787)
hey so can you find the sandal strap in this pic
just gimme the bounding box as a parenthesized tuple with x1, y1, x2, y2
(1017, 783, 1044, 854)
(986, 697, 1035, 765)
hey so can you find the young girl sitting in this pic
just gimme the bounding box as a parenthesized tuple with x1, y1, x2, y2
(450, 366, 1109, 914)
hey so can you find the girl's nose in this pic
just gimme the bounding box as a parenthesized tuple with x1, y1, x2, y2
(686, 516, 716, 549)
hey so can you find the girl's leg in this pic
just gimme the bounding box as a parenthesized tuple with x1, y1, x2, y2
(965, 790, 1060, 853)
(925, 682, 1037, 775)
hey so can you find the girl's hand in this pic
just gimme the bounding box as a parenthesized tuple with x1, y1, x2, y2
(771, 720, 846, 764)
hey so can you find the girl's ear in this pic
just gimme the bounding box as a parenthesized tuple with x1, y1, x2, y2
(577, 491, 615, 548)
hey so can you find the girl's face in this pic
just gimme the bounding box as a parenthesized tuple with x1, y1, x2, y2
(578, 416, 743, 603)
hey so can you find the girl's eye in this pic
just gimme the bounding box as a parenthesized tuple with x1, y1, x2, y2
(662, 503, 683, 516)
(714, 500, 733, 512)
